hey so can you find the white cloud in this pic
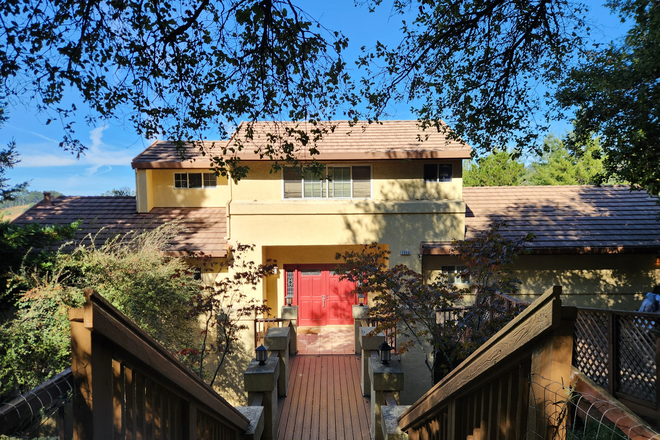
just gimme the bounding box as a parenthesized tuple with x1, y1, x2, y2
(19, 155, 78, 167)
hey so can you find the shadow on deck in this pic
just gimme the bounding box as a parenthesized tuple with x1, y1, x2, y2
(277, 355, 371, 440)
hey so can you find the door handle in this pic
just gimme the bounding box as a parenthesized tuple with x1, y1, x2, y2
(322, 295, 325, 307)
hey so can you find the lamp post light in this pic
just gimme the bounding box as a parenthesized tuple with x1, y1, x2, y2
(285, 293, 293, 306)
(256, 344, 268, 365)
(358, 293, 366, 306)
(378, 340, 392, 365)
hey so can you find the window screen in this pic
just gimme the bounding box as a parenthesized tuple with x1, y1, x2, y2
(352, 166, 371, 198)
(203, 173, 217, 187)
(303, 171, 324, 198)
(424, 164, 453, 182)
(283, 168, 303, 199)
(188, 173, 202, 188)
(174, 173, 188, 188)
(330, 167, 351, 198)
(442, 266, 470, 284)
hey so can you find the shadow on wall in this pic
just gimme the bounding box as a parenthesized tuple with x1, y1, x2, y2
(209, 334, 253, 406)
(339, 178, 465, 257)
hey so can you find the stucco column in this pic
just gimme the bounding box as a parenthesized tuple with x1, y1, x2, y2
(360, 327, 385, 396)
(264, 327, 291, 397)
(244, 357, 280, 440)
(369, 358, 404, 440)
(353, 305, 369, 354)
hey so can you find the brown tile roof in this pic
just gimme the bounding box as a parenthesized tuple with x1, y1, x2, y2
(422, 185, 660, 255)
(132, 120, 472, 168)
(12, 197, 229, 257)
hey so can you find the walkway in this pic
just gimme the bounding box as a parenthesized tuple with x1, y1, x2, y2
(296, 326, 355, 355)
(278, 356, 371, 440)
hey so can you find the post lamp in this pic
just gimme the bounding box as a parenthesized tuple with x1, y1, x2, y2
(285, 293, 293, 306)
(378, 340, 392, 365)
(256, 344, 268, 365)
(358, 293, 366, 306)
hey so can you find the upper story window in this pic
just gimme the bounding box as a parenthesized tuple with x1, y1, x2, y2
(442, 265, 470, 284)
(424, 163, 453, 182)
(283, 165, 371, 199)
(174, 172, 217, 189)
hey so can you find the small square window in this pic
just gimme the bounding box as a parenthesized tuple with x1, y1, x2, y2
(174, 173, 188, 188)
(203, 173, 217, 188)
(424, 164, 453, 182)
(442, 265, 470, 284)
(188, 173, 202, 188)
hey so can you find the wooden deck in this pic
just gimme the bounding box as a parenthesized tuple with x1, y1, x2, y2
(277, 355, 371, 440)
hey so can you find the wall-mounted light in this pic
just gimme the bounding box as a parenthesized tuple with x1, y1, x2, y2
(256, 345, 268, 365)
(656, 256, 660, 266)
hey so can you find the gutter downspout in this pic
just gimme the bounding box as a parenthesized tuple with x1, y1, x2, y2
(225, 173, 233, 241)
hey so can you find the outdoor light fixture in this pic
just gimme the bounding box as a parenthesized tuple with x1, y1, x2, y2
(358, 293, 366, 306)
(285, 293, 293, 306)
(379, 341, 392, 365)
(256, 345, 268, 365)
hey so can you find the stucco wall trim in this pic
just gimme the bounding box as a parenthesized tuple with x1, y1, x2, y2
(230, 200, 466, 215)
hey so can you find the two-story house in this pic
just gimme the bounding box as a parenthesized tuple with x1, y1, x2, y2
(14, 120, 660, 318)
(130, 120, 470, 326)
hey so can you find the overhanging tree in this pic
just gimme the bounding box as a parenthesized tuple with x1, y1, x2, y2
(359, 0, 589, 154)
(556, 0, 660, 194)
(0, 0, 356, 178)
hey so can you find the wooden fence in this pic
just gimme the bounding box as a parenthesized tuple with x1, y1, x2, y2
(70, 289, 250, 440)
(573, 307, 660, 424)
(397, 286, 577, 440)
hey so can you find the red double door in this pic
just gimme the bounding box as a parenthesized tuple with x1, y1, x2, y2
(289, 265, 357, 326)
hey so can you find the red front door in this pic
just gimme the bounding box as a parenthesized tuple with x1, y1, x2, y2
(290, 265, 357, 326)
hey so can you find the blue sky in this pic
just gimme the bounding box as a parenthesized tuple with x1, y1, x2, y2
(2, 0, 631, 196)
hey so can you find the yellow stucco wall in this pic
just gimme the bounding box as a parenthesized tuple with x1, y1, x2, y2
(229, 160, 463, 202)
(135, 169, 154, 213)
(144, 169, 230, 208)
(424, 254, 660, 310)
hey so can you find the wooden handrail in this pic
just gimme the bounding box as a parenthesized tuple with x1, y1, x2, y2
(71, 289, 249, 439)
(398, 286, 572, 432)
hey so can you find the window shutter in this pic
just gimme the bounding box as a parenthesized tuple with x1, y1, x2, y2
(352, 166, 371, 198)
(283, 168, 302, 198)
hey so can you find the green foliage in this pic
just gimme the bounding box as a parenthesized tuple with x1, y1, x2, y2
(528, 135, 605, 185)
(556, 0, 660, 194)
(0, 225, 200, 401)
(0, 189, 63, 209)
(0, 0, 355, 178)
(100, 187, 135, 197)
(0, 220, 80, 308)
(359, 0, 589, 153)
(463, 150, 526, 187)
(336, 222, 533, 378)
(188, 244, 275, 387)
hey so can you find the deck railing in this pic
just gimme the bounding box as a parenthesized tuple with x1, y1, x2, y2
(573, 306, 660, 423)
(70, 289, 250, 440)
(254, 317, 289, 348)
(397, 286, 577, 440)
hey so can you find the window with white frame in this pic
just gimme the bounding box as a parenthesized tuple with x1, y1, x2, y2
(441, 265, 470, 284)
(423, 163, 453, 182)
(283, 165, 371, 199)
(174, 172, 217, 189)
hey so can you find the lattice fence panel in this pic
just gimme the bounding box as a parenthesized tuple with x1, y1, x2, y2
(573, 310, 609, 388)
(617, 314, 657, 403)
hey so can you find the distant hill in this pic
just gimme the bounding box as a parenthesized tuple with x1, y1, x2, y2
(1, 204, 32, 221)
(0, 190, 63, 210)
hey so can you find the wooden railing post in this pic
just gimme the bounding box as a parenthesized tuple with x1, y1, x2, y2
(353, 305, 369, 354)
(369, 357, 404, 440)
(264, 327, 291, 397)
(360, 327, 385, 396)
(281, 306, 298, 355)
(607, 311, 617, 396)
(244, 357, 280, 440)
